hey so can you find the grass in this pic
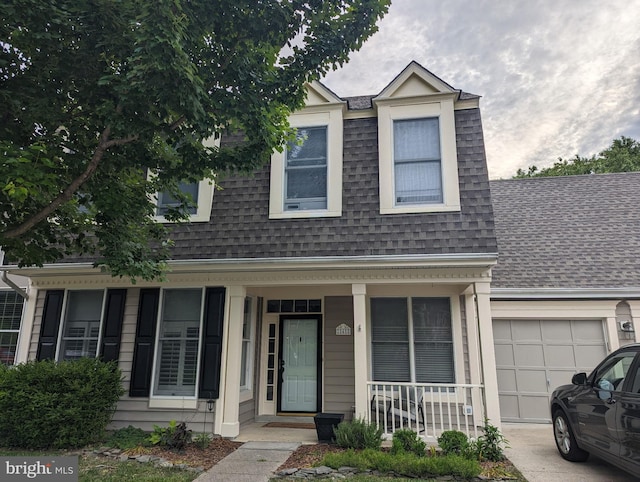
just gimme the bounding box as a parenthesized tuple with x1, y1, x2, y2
(0, 450, 199, 482)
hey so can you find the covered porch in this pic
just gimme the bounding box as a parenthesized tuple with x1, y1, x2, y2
(218, 261, 499, 442)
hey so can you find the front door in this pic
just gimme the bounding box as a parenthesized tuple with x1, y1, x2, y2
(278, 316, 321, 412)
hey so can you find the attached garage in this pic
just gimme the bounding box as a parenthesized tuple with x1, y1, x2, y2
(493, 318, 608, 422)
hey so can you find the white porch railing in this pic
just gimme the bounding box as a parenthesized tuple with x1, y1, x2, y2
(366, 382, 485, 442)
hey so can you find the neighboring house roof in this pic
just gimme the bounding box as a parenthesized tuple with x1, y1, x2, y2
(490, 172, 640, 291)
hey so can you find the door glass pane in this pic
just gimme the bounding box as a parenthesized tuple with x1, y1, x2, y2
(594, 351, 636, 399)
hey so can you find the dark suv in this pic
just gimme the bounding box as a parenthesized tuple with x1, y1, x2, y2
(550, 343, 640, 477)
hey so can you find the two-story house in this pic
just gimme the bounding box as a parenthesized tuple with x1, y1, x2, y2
(9, 62, 500, 441)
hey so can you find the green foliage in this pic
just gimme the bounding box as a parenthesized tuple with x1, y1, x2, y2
(473, 419, 509, 462)
(390, 429, 426, 457)
(148, 421, 192, 451)
(0, 358, 124, 449)
(0, 0, 389, 280)
(320, 448, 481, 478)
(333, 418, 384, 450)
(514, 136, 640, 178)
(104, 426, 150, 450)
(437, 430, 469, 456)
(193, 432, 211, 450)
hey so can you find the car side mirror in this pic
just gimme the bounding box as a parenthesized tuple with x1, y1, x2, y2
(572, 372, 588, 385)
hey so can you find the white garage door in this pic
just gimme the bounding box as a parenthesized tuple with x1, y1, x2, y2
(493, 319, 607, 422)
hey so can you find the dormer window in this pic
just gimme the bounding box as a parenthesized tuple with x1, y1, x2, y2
(393, 118, 443, 205)
(154, 179, 214, 223)
(156, 181, 199, 216)
(269, 94, 343, 219)
(284, 126, 328, 211)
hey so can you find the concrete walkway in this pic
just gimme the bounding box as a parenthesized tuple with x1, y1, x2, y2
(195, 441, 300, 482)
(503, 423, 633, 481)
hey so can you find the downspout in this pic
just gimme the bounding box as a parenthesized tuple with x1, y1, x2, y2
(1, 271, 28, 300)
(0, 250, 29, 300)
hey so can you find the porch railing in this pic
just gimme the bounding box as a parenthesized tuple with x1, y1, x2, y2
(366, 381, 485, 442)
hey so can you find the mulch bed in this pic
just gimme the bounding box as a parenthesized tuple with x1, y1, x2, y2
(123, 438, 242, 470)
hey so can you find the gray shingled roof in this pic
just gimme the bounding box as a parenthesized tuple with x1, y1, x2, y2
(490, 172, 640, 289)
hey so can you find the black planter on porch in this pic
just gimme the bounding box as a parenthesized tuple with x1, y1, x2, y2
(314, 413, 344, 442)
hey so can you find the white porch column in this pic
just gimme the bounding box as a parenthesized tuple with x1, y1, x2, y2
(475, 281, 501, 428)
(463, 289, 483, 427)
(352, 283, 368, 420)
(219, 285, 246, 438)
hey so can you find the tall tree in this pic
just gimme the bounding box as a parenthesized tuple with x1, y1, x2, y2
(0, 0, 389, 279)
(514, 136, 640, 178)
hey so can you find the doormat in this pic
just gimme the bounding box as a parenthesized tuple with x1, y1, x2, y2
(263, 422, 316, 429)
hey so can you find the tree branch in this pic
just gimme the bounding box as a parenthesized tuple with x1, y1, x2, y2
(3, 128, 138, 239)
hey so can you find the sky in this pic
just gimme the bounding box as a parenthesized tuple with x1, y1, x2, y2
(321, 0, 640, 179)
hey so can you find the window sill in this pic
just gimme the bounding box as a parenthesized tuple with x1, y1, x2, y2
(239, 389, 253, 403)
(269, 209, 341, 219)
(148, 397, 198, 410)
(380, 204, 461, 215)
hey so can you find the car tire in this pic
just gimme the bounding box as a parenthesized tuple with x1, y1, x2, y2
(553, 409, 589, 462)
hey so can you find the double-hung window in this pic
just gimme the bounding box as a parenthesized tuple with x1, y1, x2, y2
(0, 291, 24, 365)
(153, 289, 203, 397)
(370, 297, 454, 384)
(393, 118, 443, 205)
(284, 127, 328, 211)
(60, 290, 104, 361)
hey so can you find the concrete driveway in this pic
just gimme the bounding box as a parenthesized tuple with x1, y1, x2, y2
(502, 423, 635, 481)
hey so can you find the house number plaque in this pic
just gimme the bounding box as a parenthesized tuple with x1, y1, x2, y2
(335, 323, 352, 336)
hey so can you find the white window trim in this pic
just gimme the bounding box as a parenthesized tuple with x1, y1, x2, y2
(239, 296, 256, 403)
(269, 110, 343, 219)
(148, 287, 205, 408)
(153, 179, 215, 223)
(378, 100, 460, 214)
(55, 289, 107, 362)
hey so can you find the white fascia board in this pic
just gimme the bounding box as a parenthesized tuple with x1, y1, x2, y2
(492, 287, 640, 300)
(8, 253, 498, 277)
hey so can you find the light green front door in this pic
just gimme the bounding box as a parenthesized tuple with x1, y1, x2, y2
(280, 318, 319, 412)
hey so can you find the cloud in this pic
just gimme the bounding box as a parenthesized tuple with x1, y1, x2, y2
(322, 0, 640, 178)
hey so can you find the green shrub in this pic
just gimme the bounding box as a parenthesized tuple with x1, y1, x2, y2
(391, 429, 426, 457)
(474, 419, 509, 462)
(193, 432, 211, 450)
(321, 449, 481, 478)
(437, 430, 469, 456)
(148, 420, 192, 451)
(333, 418, 383, 450)
(0, 358, 124, 449)
(105, 426, 149, 450)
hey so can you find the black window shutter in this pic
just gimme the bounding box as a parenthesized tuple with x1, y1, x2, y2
(129, 288, 160, 397)
(99, 289, 127, 363)
(36, 290, 65, 361)
(199, 287, 226, 399)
